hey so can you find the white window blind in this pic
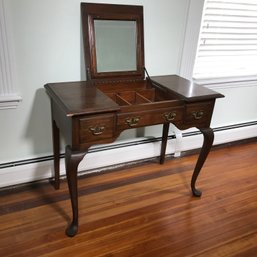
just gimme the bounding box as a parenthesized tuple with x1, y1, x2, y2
(193, 0, 257, 82)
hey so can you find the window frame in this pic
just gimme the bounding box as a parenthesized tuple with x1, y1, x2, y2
(192, 0, 257, 85)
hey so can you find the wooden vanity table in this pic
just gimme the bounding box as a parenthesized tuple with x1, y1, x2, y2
(45, 3, 224, 237)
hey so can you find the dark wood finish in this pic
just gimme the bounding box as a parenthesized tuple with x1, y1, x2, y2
(65, 146, 86, 237)
(151, 75, 223, 102)
(1, 140, 257, 256)
(81, 2, 145, 81)
(191, 127, 214, 197)
(45, 81, 120, 116)
(160, 123, 170, 164)
(44, 3, 224, 236)
(51, 114, 60, 190)
(45, 76, 223, 237)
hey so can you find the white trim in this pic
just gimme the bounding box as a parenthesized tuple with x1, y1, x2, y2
(179, 0, 205, 80)
(0, 95, 22, 109)
(0, 0, 21, 109)
(180, 124, 257, 152)
(0, 138, 176, 188)
(180, 0, 257, 89)
(170, 124, 183, 157)
(197, 78, 257, 90)
(194, 75, 257, 86)
(1, 123, 257, 188)
(193, 0, 257, 83)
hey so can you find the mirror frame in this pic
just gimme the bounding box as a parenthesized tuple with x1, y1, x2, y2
(81, 3, 145, 81)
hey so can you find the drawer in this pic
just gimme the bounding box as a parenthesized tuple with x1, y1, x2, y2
(79, 114, 115, 143)
(185, 101, 214, 127)
(117, 107, 184, 130)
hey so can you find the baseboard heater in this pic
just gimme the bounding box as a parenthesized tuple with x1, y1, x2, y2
(0, 121, 257, 188)
(1, 121, 257, 170)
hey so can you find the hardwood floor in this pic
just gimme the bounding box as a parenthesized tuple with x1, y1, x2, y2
(1, 140, 257, 257)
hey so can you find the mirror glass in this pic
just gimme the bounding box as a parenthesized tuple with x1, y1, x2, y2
(94, 20, 137, 73)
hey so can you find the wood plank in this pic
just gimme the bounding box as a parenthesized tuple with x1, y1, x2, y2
(1, 140, 257, 256)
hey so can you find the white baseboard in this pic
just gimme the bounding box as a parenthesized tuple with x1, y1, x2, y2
(0, 139, 176, 188)
(1, 123, 257, 188)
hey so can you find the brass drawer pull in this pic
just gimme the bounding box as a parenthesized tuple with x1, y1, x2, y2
(89, 125, 105, 135)
(192, 111, 204, 120)
(125, 117, 140, 127)
(163, 112, 176, 122)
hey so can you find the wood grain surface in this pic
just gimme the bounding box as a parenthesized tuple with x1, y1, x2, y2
(1, 140, 257, 256)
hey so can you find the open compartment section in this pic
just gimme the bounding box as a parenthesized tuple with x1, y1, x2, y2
(97, 80, 177, 106)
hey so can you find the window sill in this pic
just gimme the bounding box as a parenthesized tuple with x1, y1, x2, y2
(0, 95, 22, 110)
(193, 75, 257, 90)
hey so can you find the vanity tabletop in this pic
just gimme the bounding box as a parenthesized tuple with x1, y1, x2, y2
(44, 75, 224, 117)
(44, 81, 120, 117)
(151, 75, 224, 102)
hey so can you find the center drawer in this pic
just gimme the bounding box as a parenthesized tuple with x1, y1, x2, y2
(117, 107, 184, 130)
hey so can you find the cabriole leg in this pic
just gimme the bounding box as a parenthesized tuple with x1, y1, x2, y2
(65, 146, 86, 237)
(191, 127, 214, 197)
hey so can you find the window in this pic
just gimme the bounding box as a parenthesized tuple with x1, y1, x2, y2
(193, 0, 257, 83)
